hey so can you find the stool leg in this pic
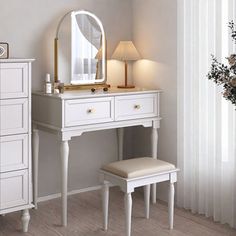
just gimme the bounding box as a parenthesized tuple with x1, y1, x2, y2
(102, 182, 109, 231)
(144, 185, 150, 219)
(168, 182, 175, 229)
(151, 126, 158, 204)
(151, 184, 157, 204)
(124, 192, 132, 236)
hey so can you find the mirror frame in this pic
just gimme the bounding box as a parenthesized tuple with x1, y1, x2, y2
(54, 10, 108, 90)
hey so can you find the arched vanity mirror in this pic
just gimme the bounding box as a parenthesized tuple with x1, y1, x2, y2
(54, 10, 107, 89)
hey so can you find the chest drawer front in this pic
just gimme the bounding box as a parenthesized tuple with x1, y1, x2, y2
(64, 97, 114, 127)
(0, 134, 28, 173)
(115, 94, 158, 121)
(0, 63, 28, 99)
(0, 98, 28, 136)
(0, 170, 28, 210)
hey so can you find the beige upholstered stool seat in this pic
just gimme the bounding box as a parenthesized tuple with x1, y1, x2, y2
(101, 157, 176, 178)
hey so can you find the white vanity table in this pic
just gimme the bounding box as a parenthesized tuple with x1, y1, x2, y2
(32, 88, 161, 226)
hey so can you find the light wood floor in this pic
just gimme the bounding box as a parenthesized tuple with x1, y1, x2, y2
(1, 187, 236, 236)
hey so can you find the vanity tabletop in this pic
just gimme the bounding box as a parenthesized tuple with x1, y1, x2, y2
(32, 87, 162, 100)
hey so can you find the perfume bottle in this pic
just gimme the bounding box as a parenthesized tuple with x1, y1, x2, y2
(45, 73, 52, 94)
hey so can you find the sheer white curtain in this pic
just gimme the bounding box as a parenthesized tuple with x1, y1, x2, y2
(177, 0, 236, 227)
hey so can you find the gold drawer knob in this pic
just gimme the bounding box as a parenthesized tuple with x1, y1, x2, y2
(134, 104, 141, 109)
(87, 108, 95, 113)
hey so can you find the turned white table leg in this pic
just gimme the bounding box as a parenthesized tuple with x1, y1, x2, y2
(168, 182, 175, 229)
(21, 209, 30, 232)
(124, 192, 132, 236)
(32, 126, 39, 209)
(117, 128, 124, 161)
(151, 127, 158, 204)
(144, 184, 150, 219)
(102, 181, 109, 231)
(60, 140, 69, 227)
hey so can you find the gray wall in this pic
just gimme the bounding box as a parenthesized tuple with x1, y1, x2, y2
(0, 0, 133, 197)
(131, 0, 177, 201)
(0, 0, 177, 200)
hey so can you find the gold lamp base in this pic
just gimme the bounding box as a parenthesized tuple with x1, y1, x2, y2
(117, 61, 135, 89)
(117, 85, 135, 89)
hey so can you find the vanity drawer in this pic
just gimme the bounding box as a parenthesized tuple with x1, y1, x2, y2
(0, 98, 28, 136)
(0, 63, 28, 99)
(115, 94, 158, 121)
(0, 134, 28, 173)
(64, 97, 114, 126)
(0, 169, 29, 210)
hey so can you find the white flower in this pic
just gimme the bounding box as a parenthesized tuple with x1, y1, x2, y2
(223, 90, 231, 97)
(219, 74, 228, 82)
(230, 77, 236, 87)
(227, 54, 236, 66)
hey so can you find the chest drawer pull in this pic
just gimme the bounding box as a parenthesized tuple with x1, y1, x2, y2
(134, 104, 141, 109)
(87, 108, 95, 114)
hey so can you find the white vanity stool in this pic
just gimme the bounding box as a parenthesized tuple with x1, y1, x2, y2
(100, 157, 179, 236)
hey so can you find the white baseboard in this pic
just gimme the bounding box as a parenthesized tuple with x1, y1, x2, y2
(37, 185, 102, 203)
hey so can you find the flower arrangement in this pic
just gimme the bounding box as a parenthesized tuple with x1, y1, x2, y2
(207, 21, 236, 106)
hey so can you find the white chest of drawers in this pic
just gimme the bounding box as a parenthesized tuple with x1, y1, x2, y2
(32, 88, 161, 226)
(0, 59, 34, 232)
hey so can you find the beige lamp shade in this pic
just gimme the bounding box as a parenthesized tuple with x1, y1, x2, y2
(111, 41, 141, 61)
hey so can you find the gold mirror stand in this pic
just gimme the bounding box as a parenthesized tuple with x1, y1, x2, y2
(54, 37, 59, 83)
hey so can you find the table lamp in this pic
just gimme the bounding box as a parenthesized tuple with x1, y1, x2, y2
(111, 41, 141, 88)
